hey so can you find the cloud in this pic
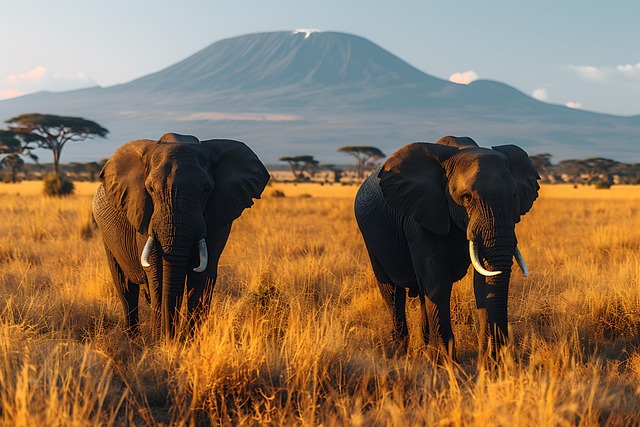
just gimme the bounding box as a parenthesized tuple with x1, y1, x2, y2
(6, 65, 49, 84)
(570, 62, 640, 83)
(1, 65, 97, 99)
(0, 88, 24, 99)
(565, 101, 582, 109)
(448, 70, 478, 85)
(615, 63, 640, 78)
(570, 65, 607, 82)
(532, 88, 548, 101)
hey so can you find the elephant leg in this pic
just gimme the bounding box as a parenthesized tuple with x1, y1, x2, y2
(377, 282, 409, 356)
(421, 285, 456, 361)
(103, 243, 140, 336)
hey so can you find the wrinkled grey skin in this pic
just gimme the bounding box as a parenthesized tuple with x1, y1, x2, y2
(93, 133, 270, 339)
(354, 136, 539, 359)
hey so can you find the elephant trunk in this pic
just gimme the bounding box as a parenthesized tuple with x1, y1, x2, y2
(468, 200, 517, 355)
(485, 269, 511, 353)
(479, 238, 515, 355)
(162, 251, 190, 338)
(154, 206, 208, 338)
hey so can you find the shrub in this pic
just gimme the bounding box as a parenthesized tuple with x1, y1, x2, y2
(43, 173, 75, 196)
(593, 180, 613, 189)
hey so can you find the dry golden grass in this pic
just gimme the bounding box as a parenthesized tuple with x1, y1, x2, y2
(1, 180, 639, 425)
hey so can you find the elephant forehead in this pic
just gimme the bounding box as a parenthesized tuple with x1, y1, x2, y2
(449, 149, 508, 171)
(448, 150, 513, 190)
(148, 143, 207, 165)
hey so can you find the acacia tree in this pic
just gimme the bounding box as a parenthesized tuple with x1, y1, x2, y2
(321, 164, 344, 183)
(338, 146, 385, 179)
(279, 156, 301, 178)
(0, 129, 37, 182)
(85, 161, 101, 181)
(0, 154, 25, 183)
(279, 155, 319, 180)
(530, 153, 553, 179)
(5, 113, 108, 175)
(0, 129, 21, 153)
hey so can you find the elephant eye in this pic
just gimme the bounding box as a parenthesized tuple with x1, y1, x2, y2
(460, 193, 471, 204)
(202, 186, 211, 196)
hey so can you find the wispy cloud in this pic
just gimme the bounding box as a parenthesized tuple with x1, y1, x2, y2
(532, 88, 548, 101)
(570, 63, 640, 83)
(448, 70, 478, 85)
(565, 101, 582, 109)
(1, 65, 97, 99)
(616, 63, 640, 78)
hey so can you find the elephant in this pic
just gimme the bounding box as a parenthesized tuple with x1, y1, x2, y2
(354, 135, 539, 359)
(92, 133, 270, 338)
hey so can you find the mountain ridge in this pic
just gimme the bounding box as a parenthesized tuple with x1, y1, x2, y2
(0, 30, 637, 163)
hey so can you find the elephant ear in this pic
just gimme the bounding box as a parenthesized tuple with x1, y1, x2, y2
(100, 139, 154, 234)
(200, 139, 270, 230)
(378, 142, 459, 235)
(492, 144, 541, 222)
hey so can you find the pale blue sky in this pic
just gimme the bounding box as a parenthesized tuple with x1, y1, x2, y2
(1, 0, 638, 115)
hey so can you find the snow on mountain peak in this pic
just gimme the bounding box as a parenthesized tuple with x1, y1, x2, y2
(292, 28, 321, 39)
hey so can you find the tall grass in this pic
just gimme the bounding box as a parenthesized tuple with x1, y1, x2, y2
(1, 182, 639, 425)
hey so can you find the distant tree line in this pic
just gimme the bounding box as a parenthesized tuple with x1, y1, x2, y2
(278, 145, 386, 183)
(2, 116, 638, 189)
(531, 153, 640, 186)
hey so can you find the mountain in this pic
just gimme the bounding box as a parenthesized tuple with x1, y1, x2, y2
(0, 30, 638, 164)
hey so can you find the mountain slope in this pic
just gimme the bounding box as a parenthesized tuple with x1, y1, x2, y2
(124, 31, 449, 92)
(0, 30, 637, 164)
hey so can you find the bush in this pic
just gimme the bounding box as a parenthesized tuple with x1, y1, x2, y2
(43, 173, 75, 196)
(593, 180, 613, 189)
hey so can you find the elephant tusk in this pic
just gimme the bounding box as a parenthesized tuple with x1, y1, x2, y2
(514, 246, 529, 277)
(469, 241, 502, 277)
(141, 236, 155, 268)
(193, 238, 208, 272)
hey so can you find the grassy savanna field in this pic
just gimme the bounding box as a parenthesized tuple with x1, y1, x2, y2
(1, 180, 640, 425)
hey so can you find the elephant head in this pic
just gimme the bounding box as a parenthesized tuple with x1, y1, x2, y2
(378, 136, 539, 352)
(100, 133, 270, 336)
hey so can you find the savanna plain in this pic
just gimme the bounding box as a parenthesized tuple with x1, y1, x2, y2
(1, 181, 639, 426)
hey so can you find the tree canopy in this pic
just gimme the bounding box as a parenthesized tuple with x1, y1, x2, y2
(337, 146, 385, 179)
(0, 154, 25, 183)
(0, 130, 38, 183)
(279, 155, 320, 180)
(0, 130, 21, 153)
(5, 113, 108, 174)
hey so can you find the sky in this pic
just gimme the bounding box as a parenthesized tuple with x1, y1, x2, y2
(1, 0, 638, 116)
